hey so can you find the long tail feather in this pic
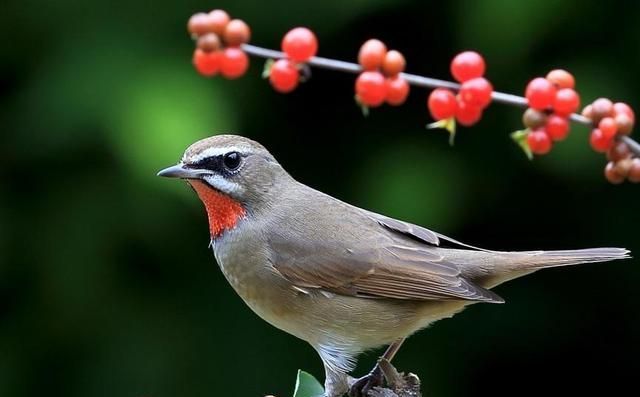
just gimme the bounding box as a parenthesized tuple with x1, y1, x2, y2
(443, 246, 630, 289)
(515, 247, 631, 269)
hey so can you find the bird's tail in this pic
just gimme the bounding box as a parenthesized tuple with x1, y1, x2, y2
(510, 247, 631, 269)
(446, 246, 630, 289)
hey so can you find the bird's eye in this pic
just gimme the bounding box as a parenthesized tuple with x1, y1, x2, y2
(223, 152, 242, 170)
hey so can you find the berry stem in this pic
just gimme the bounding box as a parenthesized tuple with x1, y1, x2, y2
(240, 43, 640, 157)
(621, 135, 640, 155)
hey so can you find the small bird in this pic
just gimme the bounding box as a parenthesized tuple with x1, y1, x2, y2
(158, 134, 629, 397)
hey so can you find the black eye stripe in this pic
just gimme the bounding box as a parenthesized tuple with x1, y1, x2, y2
(188, 152, 243, 173)
(190, 155, 223, 170)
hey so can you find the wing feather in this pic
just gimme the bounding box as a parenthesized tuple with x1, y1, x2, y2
(270, 214, 503, 303)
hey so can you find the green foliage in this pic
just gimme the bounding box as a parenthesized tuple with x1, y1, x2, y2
(293, 370, 325, 397)
(510, 129, 533, 160)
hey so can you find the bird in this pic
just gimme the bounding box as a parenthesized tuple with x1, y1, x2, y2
(158, 134, 629, 397)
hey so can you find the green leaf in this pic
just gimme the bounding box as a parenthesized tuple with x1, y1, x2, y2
(426, 117, 457, 145)
(511, 128, 533, 160)
(293, 370, 324, 397)
(355, 95, 370, 117)
(262, 58, 275, 79)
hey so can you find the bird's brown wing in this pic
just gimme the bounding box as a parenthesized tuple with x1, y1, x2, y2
(270, 210, 503, 303)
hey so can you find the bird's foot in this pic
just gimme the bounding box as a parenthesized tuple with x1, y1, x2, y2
(347, 367, 384, 397)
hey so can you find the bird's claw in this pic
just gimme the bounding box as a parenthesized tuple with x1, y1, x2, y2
(347, 367, 384, 397)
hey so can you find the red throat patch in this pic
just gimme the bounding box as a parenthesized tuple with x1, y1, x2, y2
(188, 180, 246, 238)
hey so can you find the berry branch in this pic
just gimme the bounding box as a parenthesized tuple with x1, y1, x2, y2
(244, 42, 640, 139)
(244, 43, 533, 106)
(187, 9, 640, 184)
(621, 135, 640, 155)
(244, 44, 462, 91)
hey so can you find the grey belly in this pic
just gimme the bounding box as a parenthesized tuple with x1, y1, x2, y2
(241, 283, 471, 353)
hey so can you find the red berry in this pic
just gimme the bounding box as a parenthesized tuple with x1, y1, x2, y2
(545, 114, 570, 141)
(450, 51, 485, 83)
(546, 69, 575, 89)
(589, 128, 614, 152)
(355, 71, 387, 107)
(459, 77, 493, 109)
(193, 48, 221, 77)
(382, 50, 406, 77)
(282, 27, 318, 62)
(385, 76, 409, 106)
(223, 19, 251, 47)
(220, 47, 249, 79)
(615, 113, 634, 135)
(522, 108, 548, 129)
(613, 102, 635, 123)
(581, 104, 593, 120)
(188, 12, 212, 36)
(428, 88, 457, 120)
(605, 161, 625, 184)
(197, 33, 221, 52)
(525, 77, 556, 110)
(553, 88, 580, 116)
(358, 39, 387, 71)
(591, 98, 614, 123)
(455, 96, 483, 126)
(269, 59, 299, 93)
(598, 117, 618, 139)
(527, 129, 553, 155)
(208, 10, 231, 36)
(613, 158, 633, 178)
(628, 158, 640, 183)
(607, 141, 632, 162)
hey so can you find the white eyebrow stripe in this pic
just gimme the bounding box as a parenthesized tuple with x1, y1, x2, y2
(202, 174, 243, 195)
(187, 146, 249, 163)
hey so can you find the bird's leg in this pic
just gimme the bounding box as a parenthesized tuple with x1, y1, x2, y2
(347, 338, 405, 397)
(321, 360, 350, 397)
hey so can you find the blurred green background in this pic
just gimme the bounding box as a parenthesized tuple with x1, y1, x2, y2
(1, 0, 639, 396)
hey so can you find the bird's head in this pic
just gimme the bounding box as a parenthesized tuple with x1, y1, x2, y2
(158, 134, 288, 238)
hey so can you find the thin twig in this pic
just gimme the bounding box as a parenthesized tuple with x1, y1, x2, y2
(241, 43, 640, 157)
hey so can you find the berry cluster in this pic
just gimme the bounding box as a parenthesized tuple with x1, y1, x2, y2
(354, 39, 409, 109)
(187, 10, 251, 79)
(522, 70, 580, 155)
(583, 99, 635, 151)
(426, 51, 492, 143)
(604, 141, 640, 184)
(265, 27, 318, 93)
(580, 98, 637, 183)
(428, 51, 493, 131)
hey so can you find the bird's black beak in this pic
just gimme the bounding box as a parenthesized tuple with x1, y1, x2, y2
(157, 164, 208, 179)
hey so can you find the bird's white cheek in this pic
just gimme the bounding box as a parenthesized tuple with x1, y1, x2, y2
(203, 174, 243, 195)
